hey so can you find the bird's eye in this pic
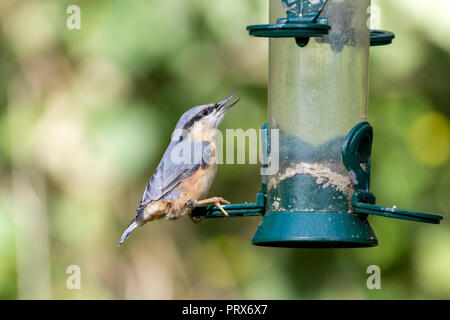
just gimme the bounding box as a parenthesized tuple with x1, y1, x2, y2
(202, 109, 208, 116)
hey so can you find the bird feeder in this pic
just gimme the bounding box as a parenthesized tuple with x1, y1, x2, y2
(192, 0, 442, 248)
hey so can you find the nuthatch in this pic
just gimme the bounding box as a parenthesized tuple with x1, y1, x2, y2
(118, 94, 240, 245)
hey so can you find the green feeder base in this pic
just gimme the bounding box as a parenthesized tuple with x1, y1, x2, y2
(252, 211, 378, 248)
(193, 122, 442, 249)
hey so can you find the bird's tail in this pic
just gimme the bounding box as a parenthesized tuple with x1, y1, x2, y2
(118, 219, 140, 246)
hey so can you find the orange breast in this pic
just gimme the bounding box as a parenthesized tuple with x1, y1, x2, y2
(170, 164, 217, 215)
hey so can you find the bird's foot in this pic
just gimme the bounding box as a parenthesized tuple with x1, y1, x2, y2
(213, 201, 230, 217)
(193, 197, 231, 217)
(197, 197, 230, 206)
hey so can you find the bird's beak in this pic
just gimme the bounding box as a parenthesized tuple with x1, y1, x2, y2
(215, 94, 240, 116)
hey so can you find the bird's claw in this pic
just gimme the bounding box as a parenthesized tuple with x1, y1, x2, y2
(214, 201, 230, 217)
(188, 197, 231, 217)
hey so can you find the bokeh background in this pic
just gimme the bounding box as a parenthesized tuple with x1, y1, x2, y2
(0, 0, 449, 299)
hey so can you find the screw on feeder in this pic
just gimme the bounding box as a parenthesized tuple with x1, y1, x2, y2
(247, 0, 331, 47)
(282, 0, 330, 46)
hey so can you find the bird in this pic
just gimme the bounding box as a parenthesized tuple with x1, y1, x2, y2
(118, 94, 240, 245)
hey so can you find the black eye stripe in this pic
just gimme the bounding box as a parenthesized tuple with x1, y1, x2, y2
(182, 106, 216, 129)
(183, 114, 203, 129)
(203, 106, 215, 115)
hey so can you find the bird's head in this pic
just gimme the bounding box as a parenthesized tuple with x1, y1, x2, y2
(174, 94, 239, 142)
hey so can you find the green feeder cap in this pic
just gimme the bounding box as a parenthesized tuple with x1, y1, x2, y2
(247, 0, 395, 48)
(247, 0, 330, 47)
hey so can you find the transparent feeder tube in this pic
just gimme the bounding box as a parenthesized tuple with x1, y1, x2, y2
(267, 0, 371, 213)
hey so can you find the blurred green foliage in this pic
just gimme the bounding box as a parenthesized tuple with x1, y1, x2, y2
(0, 0, 449, 299)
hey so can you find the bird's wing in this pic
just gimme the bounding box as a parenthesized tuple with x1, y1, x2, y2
(135, 139, 210, 217)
